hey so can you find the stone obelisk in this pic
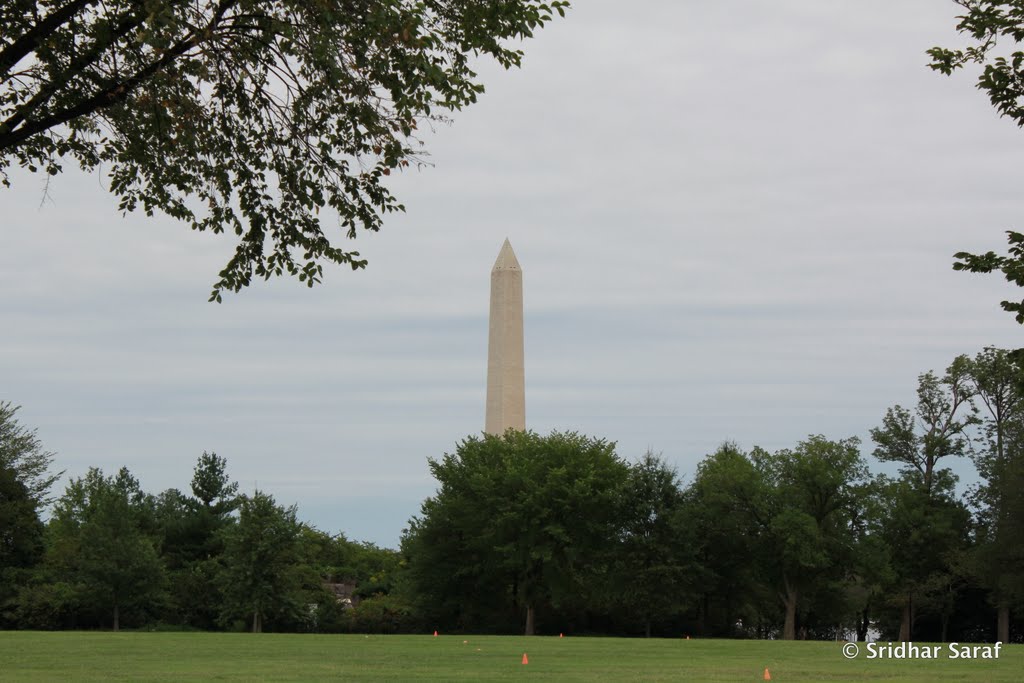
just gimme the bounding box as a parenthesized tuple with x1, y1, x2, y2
(485, 239, 525, 435)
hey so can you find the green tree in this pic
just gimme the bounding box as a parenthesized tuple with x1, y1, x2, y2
(616, 451, 693, 637)
(929, 3, 1024, 322)
(685, 442, 769, 637)
(297, 527, 396, 589)
(0, 404, 53, 626)
(190, 451, 240, 514)
(875, 474, 971, 642)
(844, 476, 893, 642)
(870, 357, 978, 496)
(0, 464, 44, 571)
(219, 490, 303, 632)
(158, 452, 239, 568)
(969, 348, 1022, 463)
(0, 0, 568, 300)
(49, 466, 164, 630)
(156, 452, 240, 629)
(871, 359, 979, 641)
(757, 436, 869, 640)
(279, 525, 406, 633)
(0, 402, 62, 506)
(300, 527, 410, 632)
(404, 430, 629, 635)
(967, 348, 1024, 642)
(0, 462, 45, 625)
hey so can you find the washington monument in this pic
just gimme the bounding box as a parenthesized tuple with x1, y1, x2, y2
(485, 239, 525, 435)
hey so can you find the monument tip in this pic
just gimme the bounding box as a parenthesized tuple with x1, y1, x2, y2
(492, 238, 521, 272)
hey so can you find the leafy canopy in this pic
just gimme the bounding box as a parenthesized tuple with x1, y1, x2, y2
(49, 466, 164, 630)
(0, 0, 568, 300)
(404, 430, 629, 635)
(219, 490, 303, 632)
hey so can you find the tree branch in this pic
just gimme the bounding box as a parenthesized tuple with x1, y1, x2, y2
(0, 0, 98, 78)
(0, 0, 238, 153)
(0, 4, 152, 138)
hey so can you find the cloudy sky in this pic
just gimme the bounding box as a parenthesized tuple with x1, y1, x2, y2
(3, 1, 1024, 546)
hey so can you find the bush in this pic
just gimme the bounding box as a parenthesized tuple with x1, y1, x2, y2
(7, 580, 81, 630)
(347, 594, 419, 634)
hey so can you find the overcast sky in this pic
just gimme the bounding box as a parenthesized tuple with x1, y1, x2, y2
(3, 1, 1024, 547)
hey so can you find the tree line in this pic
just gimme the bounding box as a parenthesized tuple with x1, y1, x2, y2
(2, 347, 1023, 640)
(0, 434, 399, 633)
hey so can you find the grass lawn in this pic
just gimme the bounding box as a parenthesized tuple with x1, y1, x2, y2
(0, 632, 1017, 682)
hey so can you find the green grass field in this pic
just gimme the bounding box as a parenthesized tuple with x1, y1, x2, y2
(0, 632, 1017, 682)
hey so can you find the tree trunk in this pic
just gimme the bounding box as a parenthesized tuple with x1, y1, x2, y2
(898, 595, 912, 642)
(252, 610, 262, 633)
(698, 593, 709, 636)
(998, 603, 1010, 643)
(782, 585, 798, 640)
(113, 603, 119, 632)
(524, 604, 535, 636)
(857, 607, 869, 642)
(644, 619, 651, 638)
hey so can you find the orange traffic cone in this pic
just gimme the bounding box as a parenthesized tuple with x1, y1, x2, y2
(559, 633, 564, 638)
(763, 668, 771, 681)
(433, 630, 438, 637)
(522, 653, 529, 665)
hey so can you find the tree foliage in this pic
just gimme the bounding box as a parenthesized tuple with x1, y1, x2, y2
(615, 451, 693, 637)
(929, 3, 1024, 323)
(0, 404, 51, 625)
(49, 466, 164, 630)
(951, 231, 1024, 324)
(0, 402, 62, 506)
(219, 490, 303, 632)
(404, 430, 629, 635)
(757, 436, 869, 640)
(190, 451, 239, 512)
(156, 452, 239, 628)
(875, 474, 971, 642)
(0, 463, 44, 573)
(965, 348, 1024, 641)
(870, 357, 978, 495)
(0, 0, 568, 300)
(0, 462, 46, 626)
(685, 442, 768, 637)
